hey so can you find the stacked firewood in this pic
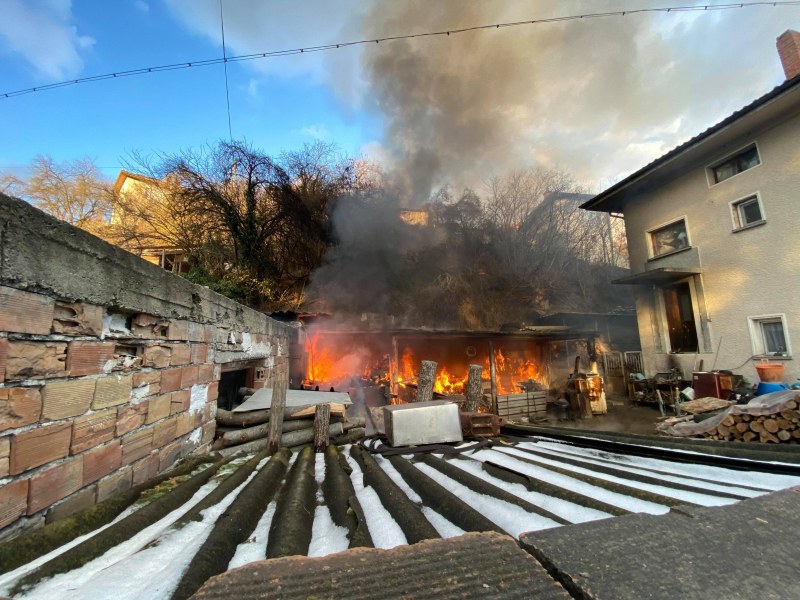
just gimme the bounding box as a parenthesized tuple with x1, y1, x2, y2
(703, 399, 800, 443)
(213, 403, 366, 457)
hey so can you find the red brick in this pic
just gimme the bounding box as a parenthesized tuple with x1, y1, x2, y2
(153, 416, 178, 448)
(96, 466, 132, 502)
(132, 452, 159, 485)
(71, 408, 116, 454)
(66, 341, 116, 376)
(146, 394, 172, 424)
(121, 428, 154, 465)
(92, 375, 132, 409)
(46, 484, 97, 523)
(160, 368, 182, 393)
(52, 302, 104, 336)
(5, 341, 67, 380)
(10, 422, 71, 475)
(0, 337, 8, 382)
(27, 456, 83, 515)
(42, 378, 95, 420)
(0, 387, 42, 433)
(133, 370, 162, 389)
(82, 440, 122, 485)
(0, 286, 54, 335)
(116, 403, 148, 436)
(170, 343, 191, 366)
(207, 381, 219, 401)
(0, 435, 9, 478)
(0, 478, 29, 529)
(180, 366, 199, 389)
(197, 364, 215, 385)
(142, 344, 172, 369)
(158, 439, 183, 472)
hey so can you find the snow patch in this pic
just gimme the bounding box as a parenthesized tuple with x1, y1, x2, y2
(189, 384, 207, 414)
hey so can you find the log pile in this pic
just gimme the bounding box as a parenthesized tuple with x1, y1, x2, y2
(214, 401, 365, 457)
(702, 399, 800, 444)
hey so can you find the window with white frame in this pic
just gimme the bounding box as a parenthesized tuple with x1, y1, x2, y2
(748, 315, 790, 357)
(710, 145, 760, 184)
(730, 194, 764, 230)
(648, 218, 689, 258)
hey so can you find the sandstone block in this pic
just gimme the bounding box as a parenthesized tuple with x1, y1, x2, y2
(0, 286, 54, 335)
(160, 368, 182, 393)
(52, 302, 103, 336)
(188, 321, 205, 343)
(176, 412, 195, 438)
(197, 364, 215, 385)
(10, 422, 72, 475)
(96, 466, 132, 502)
(71, 408, 117, 454)
(27, 456, 83, 515)
(132, 452, 159, 485)
(147, 394, 172, 424)
(207, 381, 219, 401)
(0, 386, 43, 432)
(67, 341, 116, 376)
(42, 378, 96, 420)
(82, 440, 122, 485)
(121, 427, 154, 465)
(0, 478, 29, 529)
(142, 344, 172, 369)
(170, 343, 191, 366)
(92, 375, 132, 409)
(158, 439, 183, 472)
(6, 341, 67, 380)
(133, 370, 162, 389)
(167, 320, 190, 341)
(0, 337, 8, 382)
(116, 403, 148, 436)
(0, 435, 9, 478)
(131, 313, 168, 338)
(153, 416, 178, 448)
(170, 389, 190, 415)
(46, 485, 97, 523)
(180, 366, 199, 389)
(190, 343, 208, 364)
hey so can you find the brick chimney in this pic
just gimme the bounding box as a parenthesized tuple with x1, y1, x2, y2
(777, 29, 800, 80)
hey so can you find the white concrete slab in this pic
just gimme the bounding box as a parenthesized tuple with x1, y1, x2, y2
(232, 388, 352, 412)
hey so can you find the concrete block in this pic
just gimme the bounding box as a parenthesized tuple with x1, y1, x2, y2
(121, 427, 154, 465)
(6, 341, 67, 380)
(52, 302, 104, 336)
(10, 422, 72, 475)
(71, 408, 117, 454)
(67, 341, 116, 376)
(96, 466, 133, 502)
(170, 389, 190, 415)
(132, 452, 159, 485)
(92, 374, 133, 409)
(41, 378, 95, 421)
(146, 394, 172, 424)
(27, 455, 83, 515)
(46, 484, 97, 523)
(170, 343, 191, 366)
(0, 286, 54, 335)
(160, 368, 182, 393)
(0, 386, 43, 432)
(116, 402, 148, 436)
(142, 344, 172, 369)
(82, 440, 122, 485)
(0, 478, 29, 529)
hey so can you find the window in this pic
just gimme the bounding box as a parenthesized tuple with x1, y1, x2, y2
(649, 219, 689, 258)
(711, 145, 760, 184)
(749, 315, 791, 357)
(662, 283, 698, 353)
(730, 194, 764, 230)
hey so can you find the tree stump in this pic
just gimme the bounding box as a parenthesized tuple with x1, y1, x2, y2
(267, 380, 288, 455)
(465, 364, 483, 412)
(416, 360, 437, 403)
(314, 403, 331, 453)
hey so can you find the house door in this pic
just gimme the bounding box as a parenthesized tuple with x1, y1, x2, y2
(602, 351, 626, 395)
(662, 283, 698, 353)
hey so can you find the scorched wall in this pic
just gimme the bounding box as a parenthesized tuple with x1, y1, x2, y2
(0, 194, 291, 538)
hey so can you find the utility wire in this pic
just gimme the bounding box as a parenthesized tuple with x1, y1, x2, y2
(219, 0, 233, 141)
(2, 1, 799, 99)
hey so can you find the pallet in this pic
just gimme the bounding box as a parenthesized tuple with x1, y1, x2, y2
(497, 391, 548, 421)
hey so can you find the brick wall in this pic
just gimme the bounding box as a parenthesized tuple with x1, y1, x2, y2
(0, 194, 290, 538)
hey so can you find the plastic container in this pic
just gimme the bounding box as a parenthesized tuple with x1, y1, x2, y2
(755, 361, 785, 383)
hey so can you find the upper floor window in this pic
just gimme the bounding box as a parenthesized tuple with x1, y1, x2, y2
(649, 218, 689, 258)
(711, 145, 760, 184)
(730, 194, 765, 231)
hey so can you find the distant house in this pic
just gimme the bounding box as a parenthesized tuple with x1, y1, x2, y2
(581, 30, 800, 385)
(112, 170, 190, 273)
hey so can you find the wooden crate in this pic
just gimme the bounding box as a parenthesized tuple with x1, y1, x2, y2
(497, 391, 548, 421)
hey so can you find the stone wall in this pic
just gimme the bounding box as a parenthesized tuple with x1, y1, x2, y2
(0, 194, 291, 538)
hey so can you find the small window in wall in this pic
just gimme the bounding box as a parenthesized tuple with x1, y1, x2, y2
(649, 219, 689, 258)
(730, 195, 764, 230)
(711, 145, 760, 184)
(749, 315, 791, 357)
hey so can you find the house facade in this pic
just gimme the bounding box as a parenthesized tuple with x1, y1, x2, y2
(581, 30, 800, 386)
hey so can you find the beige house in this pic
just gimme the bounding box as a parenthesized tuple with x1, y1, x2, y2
(581, 30, 800, 386)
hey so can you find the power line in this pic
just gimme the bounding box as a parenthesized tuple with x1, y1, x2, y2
(219, 0, 233, 141)
(2, 1, 799, 100)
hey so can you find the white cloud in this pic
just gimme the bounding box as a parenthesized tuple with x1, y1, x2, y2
(0, 0, 95, 80)
(299, 124, 331, 140)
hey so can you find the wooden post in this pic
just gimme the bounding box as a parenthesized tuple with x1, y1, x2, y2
(416, 360, 437, 403)
(267, 380, 287, 454)
(465, 364, 483, 412)
(313, 403, 331, 453)
(488, 339, 498, 414)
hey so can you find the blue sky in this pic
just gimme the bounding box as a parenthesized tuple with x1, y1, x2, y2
(1, 1, 798, 194)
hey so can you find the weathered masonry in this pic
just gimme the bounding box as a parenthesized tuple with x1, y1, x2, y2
(0, 194, 291, 538)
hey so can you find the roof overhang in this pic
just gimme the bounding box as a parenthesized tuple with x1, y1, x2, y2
(612, 267, 701, 286)
(582, 76, 800, 214)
